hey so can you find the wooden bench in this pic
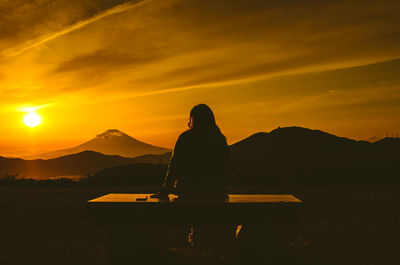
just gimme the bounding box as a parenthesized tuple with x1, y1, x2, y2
(87, 193, 302, 263)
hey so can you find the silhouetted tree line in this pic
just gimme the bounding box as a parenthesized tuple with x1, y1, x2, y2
(0, 174, 78, 187)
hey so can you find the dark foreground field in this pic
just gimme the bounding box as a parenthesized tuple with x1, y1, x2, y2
(0, 186, 399, 265)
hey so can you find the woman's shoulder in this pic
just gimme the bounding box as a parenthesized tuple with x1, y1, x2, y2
(179, 129, 192, 138)
(176, 129, 193, 142)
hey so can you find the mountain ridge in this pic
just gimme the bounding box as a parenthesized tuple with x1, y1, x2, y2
(22, 129, 171, 160)
(229, 126, 399, 186)
(0, 150, 142, 179)
(2, 126, 399, 183)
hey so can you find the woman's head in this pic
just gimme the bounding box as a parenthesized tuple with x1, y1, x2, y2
(188, 104, 217, 130)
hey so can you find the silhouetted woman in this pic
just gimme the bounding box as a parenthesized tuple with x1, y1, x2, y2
(159, 104, 231, 199)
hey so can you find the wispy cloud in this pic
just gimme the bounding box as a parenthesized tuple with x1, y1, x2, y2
(0, 0, 147, 58)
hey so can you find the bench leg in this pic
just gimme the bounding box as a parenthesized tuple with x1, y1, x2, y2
(235, 225, 243, 239)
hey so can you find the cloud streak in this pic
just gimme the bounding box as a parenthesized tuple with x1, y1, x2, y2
(0, 0, 146, 58)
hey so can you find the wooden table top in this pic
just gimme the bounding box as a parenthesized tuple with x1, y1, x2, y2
(88, 193, 302, 204)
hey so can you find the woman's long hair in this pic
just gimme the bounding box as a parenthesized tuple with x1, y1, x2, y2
(189, 104, 225, 140)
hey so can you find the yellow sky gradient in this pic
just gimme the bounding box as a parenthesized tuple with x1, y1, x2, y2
(1, 0, 400, 157)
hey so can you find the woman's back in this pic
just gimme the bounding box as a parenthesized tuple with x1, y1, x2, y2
(160, 104, 231, 199)
(171, 129, 230, 198)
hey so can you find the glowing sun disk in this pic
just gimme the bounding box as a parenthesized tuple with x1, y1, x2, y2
(23, 112, 41, 128)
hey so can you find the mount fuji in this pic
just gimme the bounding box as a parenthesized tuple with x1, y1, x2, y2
(22, 129, 171, 160)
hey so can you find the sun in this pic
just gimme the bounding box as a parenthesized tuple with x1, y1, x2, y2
(23, 112, 41, 128)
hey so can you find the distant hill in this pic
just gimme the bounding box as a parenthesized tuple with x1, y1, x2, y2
(22, 129, 171, 160)
(130, 152, 172, 164)
(85, 163, 167, 186)
(230, 126, 400, 186)
(0, 151, 138, 179)
(373, 137, 400, 147)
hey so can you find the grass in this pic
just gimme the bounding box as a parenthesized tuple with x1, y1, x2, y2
(0, 186, 399, 265)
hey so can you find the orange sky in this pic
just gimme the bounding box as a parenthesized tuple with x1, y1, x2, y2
(1, 0, 400, 157)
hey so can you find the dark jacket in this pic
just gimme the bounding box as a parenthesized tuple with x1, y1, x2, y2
(160, 128, 231, 199)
